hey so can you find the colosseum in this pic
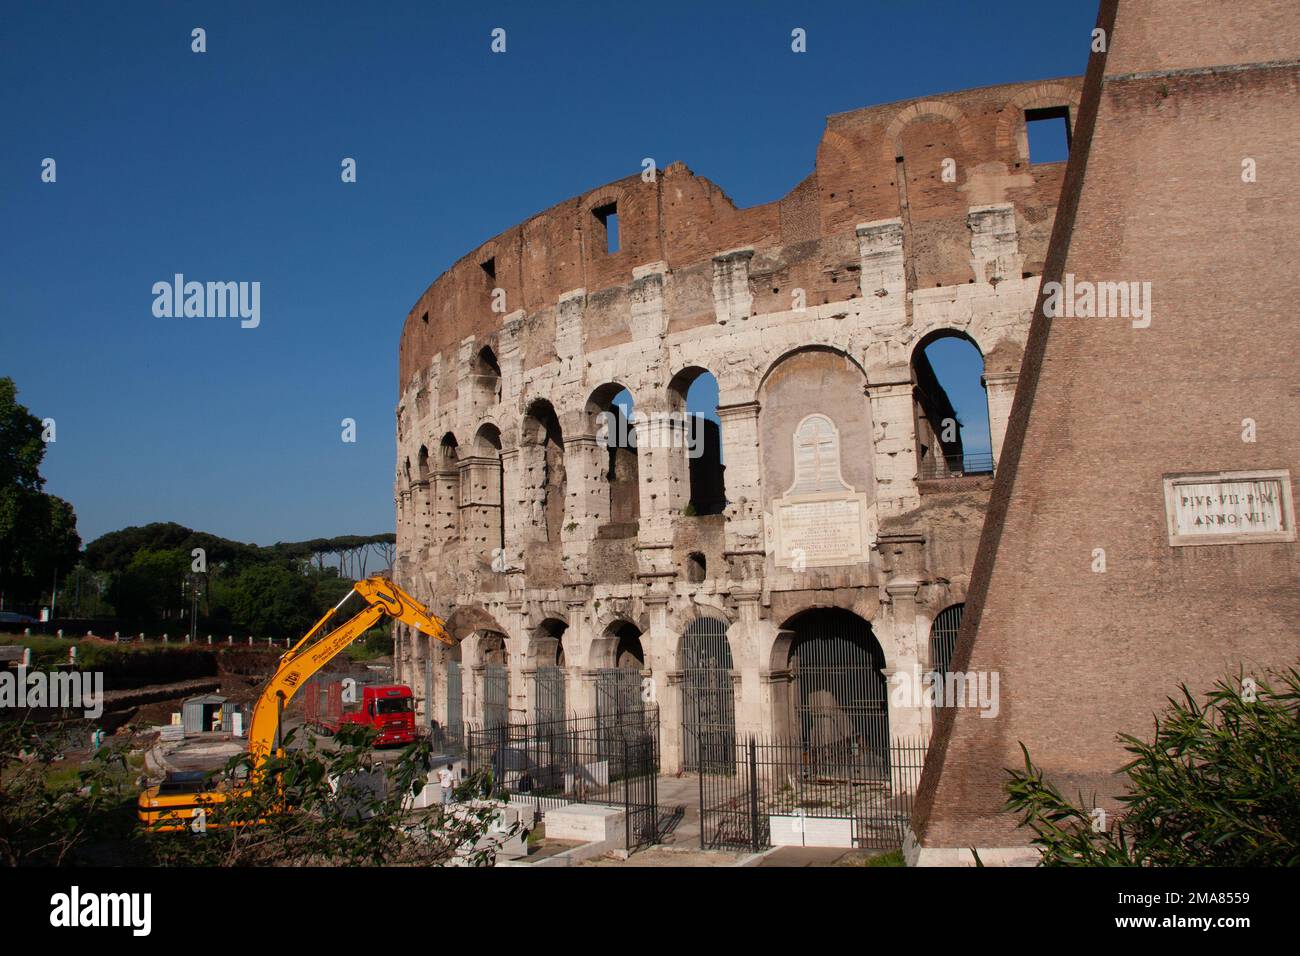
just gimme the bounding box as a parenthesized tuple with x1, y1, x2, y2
(393, 77, 1083, 776)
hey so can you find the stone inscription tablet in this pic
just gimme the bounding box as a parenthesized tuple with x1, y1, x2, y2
(775, 494, 868, 566)
(770, 414, 875, 568)
(1163, 469, 1295, 547)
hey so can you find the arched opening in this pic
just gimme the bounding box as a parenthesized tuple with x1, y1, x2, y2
(436, 433, 461, 542)
(929, 603, 964, 679)
(912, 332, 991, 479)
(473, 346, 502, 407)
(685, 551, 706, 583)
(471, 424, 505, 569)
(522, 400, 566, 544)
(668, 367, 725, 516)
(680, 616, 736, 772)
(479, 631, 510, 730)
(783, 607, 889, 776)
(531, 618, 568, 726)
(588, 383, 640, 530)
(594, 621, 646, 735)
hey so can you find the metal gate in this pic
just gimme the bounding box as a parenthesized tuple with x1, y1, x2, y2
(466, 709, 662, 853)
(621, 731, 660, 851)
(533, 666, 567, 725)
(789, 619, 889, 779)
(930, 603, 964, 677)
(698, 733, 929, 851)
(446, 660, 464, 739)
(482, 663, 509, 730)
(680, 617, 736, 773)
(596, 667, 645, 761)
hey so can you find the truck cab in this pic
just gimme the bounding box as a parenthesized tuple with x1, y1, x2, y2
(339, 684, 416, 746)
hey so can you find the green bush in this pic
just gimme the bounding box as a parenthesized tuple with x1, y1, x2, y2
(1005, 666, 1300, 866)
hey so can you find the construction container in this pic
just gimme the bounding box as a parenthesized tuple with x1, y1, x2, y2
(181, 694, 227, 734)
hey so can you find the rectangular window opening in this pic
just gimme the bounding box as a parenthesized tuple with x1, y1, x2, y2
(593, 202, 619, 254)
(1025, 107, 1071, 164)
(480, 257, 496, 283)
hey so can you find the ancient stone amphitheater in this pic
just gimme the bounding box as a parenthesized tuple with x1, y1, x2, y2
(393, 77, 1081, 773)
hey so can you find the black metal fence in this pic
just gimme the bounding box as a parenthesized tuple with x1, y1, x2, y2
(917, 451, 994, 480)
(465, 708, 661, 850)
(698, 732, 928, 852)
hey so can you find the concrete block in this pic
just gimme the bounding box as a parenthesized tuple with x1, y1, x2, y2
(542, 803, 626, 846)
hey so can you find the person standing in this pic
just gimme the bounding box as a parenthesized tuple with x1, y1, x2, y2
(438, 763, 456, 806)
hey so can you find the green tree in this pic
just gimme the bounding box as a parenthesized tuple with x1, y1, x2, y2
(110, 548, 189, 624)
(227, 562, 316, 638)
(1004, 667, 1300, 866)
(0, 378, 81, 606)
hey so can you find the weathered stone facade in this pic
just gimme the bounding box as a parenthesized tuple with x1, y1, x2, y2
(394, 78, 1082, 772)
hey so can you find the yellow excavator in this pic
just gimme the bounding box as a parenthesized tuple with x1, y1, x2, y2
(137, 575, 452, 830)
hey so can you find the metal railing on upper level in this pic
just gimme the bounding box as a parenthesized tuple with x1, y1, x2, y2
(917, 451, 994, 480)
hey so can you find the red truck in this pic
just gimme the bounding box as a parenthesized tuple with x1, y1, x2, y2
(303, 681, 417, 747)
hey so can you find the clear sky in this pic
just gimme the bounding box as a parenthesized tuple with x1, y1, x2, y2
(1, 0, 1097, 546)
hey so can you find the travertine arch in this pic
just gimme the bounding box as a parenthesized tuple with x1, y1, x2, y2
(472, 421, 503, 455)
(667, 608, 738, 672)
(586, 617, 645, 670)
(906, 322, 997, 367)
(769, 604, 888, 673)
(527, 617, 569, 666)
(592, 599, 639, 636)
(907, 327, 986, 365)
(995, 83, 1083, 159)
(882, 100, 977, 162)
(444, 605, 507, 644)
(757, 344, 870, 394)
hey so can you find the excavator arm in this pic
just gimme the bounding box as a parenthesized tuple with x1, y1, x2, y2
(138, 576, 452, 828)
(246, 575, 452, 770)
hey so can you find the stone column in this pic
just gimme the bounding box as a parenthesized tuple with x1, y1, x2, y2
(634, 405, 685, 580)
(718, 400, 764, 579)
(983, 370, 1018, 468)
(500, 447, 525, 570)
(730, 591, 765, 739)
(866, 378, 920, 518)
(433, 468, 460, 547)
(857, 219, 908, 333)
(761, 628, 796, 739)
(711, 247, 755, 325)
(561, 434, 606, 579)
(967, 203, 1022, 286)
(460, 455, 502, 568)
(642, 593, 678, 768)
(883, 580, 927, 738)
(502, 600, 527, 724)
(565, 599, 594, 717)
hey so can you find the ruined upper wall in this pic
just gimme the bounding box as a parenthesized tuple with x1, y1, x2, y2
(398, 77, 1083, 390)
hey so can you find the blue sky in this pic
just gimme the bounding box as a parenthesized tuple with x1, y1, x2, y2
(0, 0, 1096, 546)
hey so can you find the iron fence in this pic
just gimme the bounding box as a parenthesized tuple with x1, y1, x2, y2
(532, 665, 567, 725)
(929, 604, 964, 678)
(681, 617, 737, 773)
(466, 707, 661, 848)
(698, 732, 929, 852)
(482, 663, 509, 730)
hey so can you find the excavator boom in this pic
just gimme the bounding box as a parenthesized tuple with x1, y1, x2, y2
(138, 575, 451, 829)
